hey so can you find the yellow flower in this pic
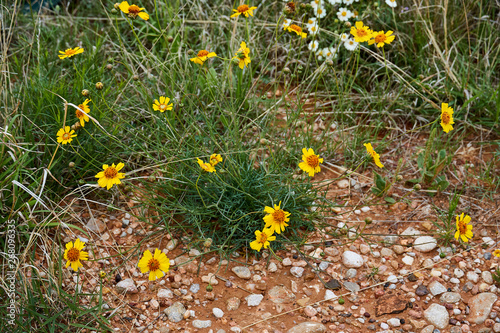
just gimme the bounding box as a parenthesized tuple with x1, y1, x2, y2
(454, 213, 473, 242)
(230, 4, 257, 18)
(209, 154, 223, 166)
(368, 30, 395, 48)
(197, 158, 216, 173)
(64, 239, 89, 272)
(350, 21, 373, 43)
(57, 126, 77, 144)
(118, 1, 149, 20)
(76, 99, 91, 127)
(58, 47, 84, 59)
(298, 148, 324, 177)
(285, 24, 307, 39)
(138, 249, 170, 281)
(440, 103, 454, 133)
(153, 96, 173, 112)
(263, 201, 291, 234)
(493, 249, 500, 258)
(250, 228, 276, 252)
(99, 271, 107, 279)
(233, 41, 251, 69)
(364, 143, 384, 168)
(190, 50, 217, 66)
(95, 163, 126, 190)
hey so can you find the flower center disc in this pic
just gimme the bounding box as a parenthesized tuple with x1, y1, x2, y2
(237, 4, 249, 12)
(442, 112, 450, 124)
(148, 258, 160, 271)
(198, 50, 209, 57)
(62, 133, 71, 140)
(306, 155, 319, 168)
(290, 24, 302, 33)
(160, 104, 166, 110)
(358, 29, 368, 37)
(375, 34, 387, 44)
(259, 233, 268, 243)
(104, 167, 118, 179)
(67, 248, 80, 261)
(458, 220, 467, 234)
(273, 210, 285, 223)
(128, 5, 141, 14)
(342, 12, 347, 16)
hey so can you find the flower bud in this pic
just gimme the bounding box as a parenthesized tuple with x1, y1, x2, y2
(187, 49, 194, 55)
(364, 217, 373, 225)
(283, 67, 291, 73)
(114, 3, 120, 9)
(345, 22, 352, 28)
(326, 60, 333, 66)
(96, 82, 104, 90)
(167, 36, 174, 43)
(231, 58, 240, 66)
(206, 285, 213, 292)
(69, 162, 75, 168)
(82, 89, 90, 96)
(260, 138, 270, 145)
(99, 270, 107, 278)
(133, 75, 139, 81)
(414, 184, 422, 191)
(106, 64, 113, 70)
(111, 8, 117, 14)
(203, 238, 213, 248)
(396, 175, 403, 181)
(71, 121, 81, 131)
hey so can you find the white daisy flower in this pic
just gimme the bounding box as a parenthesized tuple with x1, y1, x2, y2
(308, 22, 319, 36)
(337, 7, 353, 21)
(308, 40, 319, 52)
(385, 0, 397, 7)
(340, 33, 349, 42)
(316, 48, 325, 61)
(344, 38, 358, 51)
(343, 0, 354, 5)
(324, 47, 337, 60)
(306, 17, 317, 28)
(327, 0, 342, 4)
(310, 0, 322, 9)
(314, 5, 327, 18)
(282, 18, 291, 29)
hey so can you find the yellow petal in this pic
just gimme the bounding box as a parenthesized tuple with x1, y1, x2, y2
(138, 11, 149, 20)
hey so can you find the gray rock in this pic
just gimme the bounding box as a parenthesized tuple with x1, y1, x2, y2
(401, 227, 421, 236)
(246, 294, 264, 306)
(342, 251, 364, 268)
(232, 266, 251, 279)
(383, 235, 398, 246)
(424, 303, 449, 329)
(428, 281, 447, 296)
(226, 297, 240, 311)
(319, 261, 329, 271)
(468, 293, 498, 324)
(157, 288, 173, 298)
(85, 218, 107, 233)
(268, 285, 296, 304)
(440, 292, 461, 303)
(416, 285, 429, 296)
(212, 307, 224, 318)
(116, 279, 138, 294)
(166, 239, 178, 250)
(483, 271, 494, 285)
(467, 271, 479, 283)
(290, 266, 304, 278)
(287, 321, 327, 333)
(192, 320, 212, 328)
(268, 262, 278, 272)
(413, 236, 437, 252)
(164, 302, 186, 323)
(345, 268, 357, 279)
(381, 247, 395, 257)
(325, 279, 342, 290)
(189, 284, 200, 293)
(217, 330, 227, 333)
(343, 282, 360, 293)
(421, 326, 435, 333)
(450, 327, 463, 333)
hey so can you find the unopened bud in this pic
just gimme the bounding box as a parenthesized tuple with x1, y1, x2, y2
(345, 21, 352, 28)
(203, 238, 213, 248)
(133, 75, 139, 81)
(99, 271, 107, 278)
(106, 64, 113, 70)
(187, 49, 194, 55)
(364, 217, 373, 225)
(111, 8, 117, 14)
(326, 60, 333, 66)
(82, 89, 90, 96)
(114, 3, 120, 9)
(260, 138, 270, 145)
(69, 162, 75, 168)
(231, 58, 240, 66)
(206, 285, 213, 292)
(71, 121, 81, 130)
(414, 184, 422, 191)
(396, 175, 403, 181)
(167, 36, 174, 43)
(95, 82, 104, 90)
(283, 67, 291, 73)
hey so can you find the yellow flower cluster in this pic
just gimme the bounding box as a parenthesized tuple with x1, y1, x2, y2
(197, 154, 223, 173)
(350, 21, 395, 47)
